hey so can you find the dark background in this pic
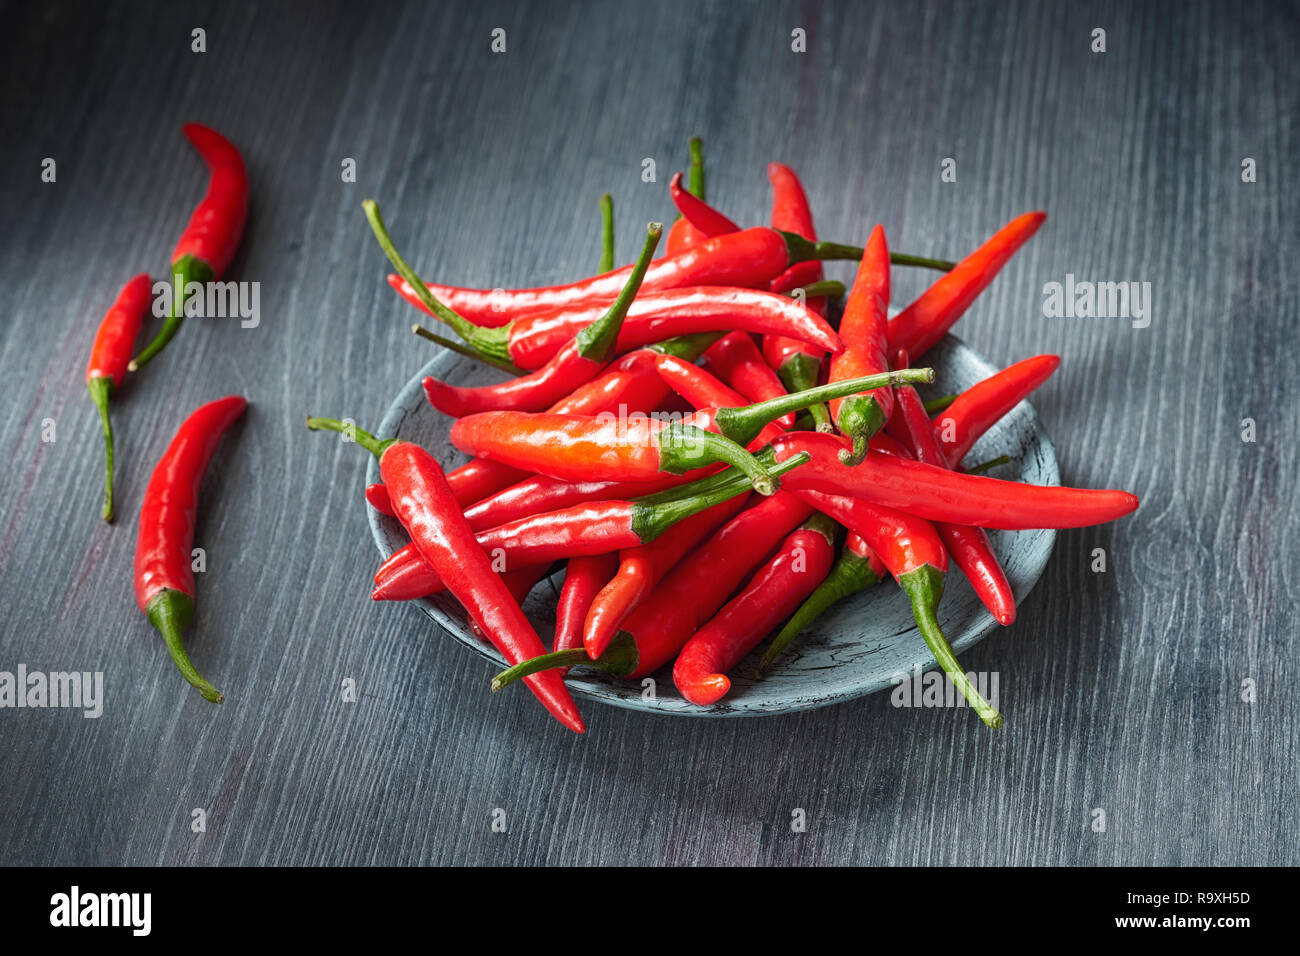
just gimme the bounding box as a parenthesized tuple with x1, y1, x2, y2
(1, 0, 1295, 865)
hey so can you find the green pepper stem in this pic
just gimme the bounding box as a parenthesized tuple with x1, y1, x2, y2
(687, 136, 705, 200)
(648, 332, 724, 359)
(785, 279, 847, 301)
(304, 416, 395, 459)
(779, 232, 955, 272)
(492, 630, 639, 691)
(657, 424, 780, 495)
(714, 368, 934, 446)
(757, 547, 880, 677)
(835, 394, 888, 466)
(129, 254, 213, 371)
(777, 354, 833, 432)
(963, 454, 1012, 476)
(897, 565, 1002, 728)
(598, 193, 615, 273)
(87, 376, 116, 522)
(411, 325, 523, 374)
(575, 222, 661, 362)
(924, 393, 957, 414)
(362, 199, 512, 366)
(633, 452, 809, 541)
(147, 589, 223, 703)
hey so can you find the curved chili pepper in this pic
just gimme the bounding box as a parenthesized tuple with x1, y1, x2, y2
(389, 225, 955, 328)
(889, 349, 1016, 625)
(829, 224, 893, 465)
(702, 331, 793, 426)
(792, 486, 1001, 727)
(763, 162, 832, 432)
(420, 223, 662, 416)
(887, 212, 1046, 360)
(581, 492, 750, 659)
(449, 368, 930, 493)
(85, 273, 152, 521)
(365, 482, 396, 516)
(756, 531, 885, 677)
(673, 514, 835, 705)
(369, 455, 807, 601)
(598, 193, 614, 272)
(668, 170, 738, 237)
(665, 138, 709, 255)
(772, 431, 1140, 530)
(461, 472, 697, 533)
(493, 490, 814, 688)
(933, 354, 1060, 467)
(133, 394, 246, 703)
(130, 125, 249, 371)
(554, 554, 618, 655)
(305, 418, 583, 732)
(469, 564, 552, 643)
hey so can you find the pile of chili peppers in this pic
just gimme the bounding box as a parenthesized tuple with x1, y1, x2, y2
(309, 140, 1138, 733)
(83, 123, 250, 702)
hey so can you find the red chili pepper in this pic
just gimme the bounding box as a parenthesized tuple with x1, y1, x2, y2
(763, 162, 833, 432)
(668, 171, 739, 237)
(649, 353, 790, 447)
(133, 395, 246, 703)
(828, 224, 893, 464)
(664, 138, 711, 255)
(305, 417, 584, 732)
(365, 482, 396, 516)
(756, 531, 886, 677)
(491, 491, 814, 689)
(583, 493, 751, 658)
(130, 125, 249, 371)
(771, 431, 1139, 530)
(702, 331, 793, 426)
(461, 471, 700, 533)
(469, 564, 552, 643)
(369, 455, 807, 601)
(889, 349, 1016, 625)
(791, 486, 1001, 727)
(554, 554, 618, 655)
(887, 212, 1046, 360)
(673, 514, 835, 705)
(85, 273, 152, 521)
(933, 354, 1061, 467)
(385, 224, 954, 328)
(419, 223, 662, 416)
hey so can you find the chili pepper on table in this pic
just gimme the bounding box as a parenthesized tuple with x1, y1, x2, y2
(419, 223, 662, 416)
(792, 486, 1002, 727)
(390, 225, 954, 328)
(668, 170, 738, 238)
(130, 125, 249, 371)
(494, 490, 815, 688)
(554, 554, 618, 655)
(763, 162, 833, 432)
(133, 394, 246, 702)
(598, 193, 614, 272)
(757, 531, 886, 677)
(448, 368, 931, 492)
(887, 211, 1046, 360)
(367, 455, 809, 601)
(889, 349, 1017, 626)
(702, 331, 793, 425)
(85, 273, 152, 521)
(771, 431, 1140, 530)
(469, 564, 553, 643)
(673, 513, 836, 705)
(304, 418, 584, 732)
(932, 354, 1061, 468)
(665, 138, 710, 255)
(828, 224, 893, 465)
(582, 493, 751, 658)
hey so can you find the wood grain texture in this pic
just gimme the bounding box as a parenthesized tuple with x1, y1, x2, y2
(0, 0, 1295, 866)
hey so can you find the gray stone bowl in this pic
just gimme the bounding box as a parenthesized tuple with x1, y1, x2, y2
(368, 334, 1057, 716)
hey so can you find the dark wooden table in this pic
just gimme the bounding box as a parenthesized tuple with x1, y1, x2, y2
(2, 0, 1295, 866)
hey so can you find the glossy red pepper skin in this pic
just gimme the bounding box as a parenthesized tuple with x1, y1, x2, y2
(130, 125, 249, 371)
(583, 494, 750, 658)
(649, 355, 787, 447)
(469, 565, 552, 643)
(890, 360, 1016, 626)
(664, 139, 709, 255)
(621, 492, 814, 678)
(134, 395, 246, 703)
(703, 332, 793, 425)
(772, 431, 1139, 530)
(668, 171, 739, 237)
(673, 517, 834, 705)
(554, 554, 618, 654)
(378, 440, 584, 732)
(394, 226, 795, 324)
(392, 280, 842, 370)
(933, 354, 1060, 467)
(462, 472, 696, 532)
(828, 224, 893, 463)
(365, 482, 396, 516)
(86, 273, 153, 521)
(888, 212, 1046, 360)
